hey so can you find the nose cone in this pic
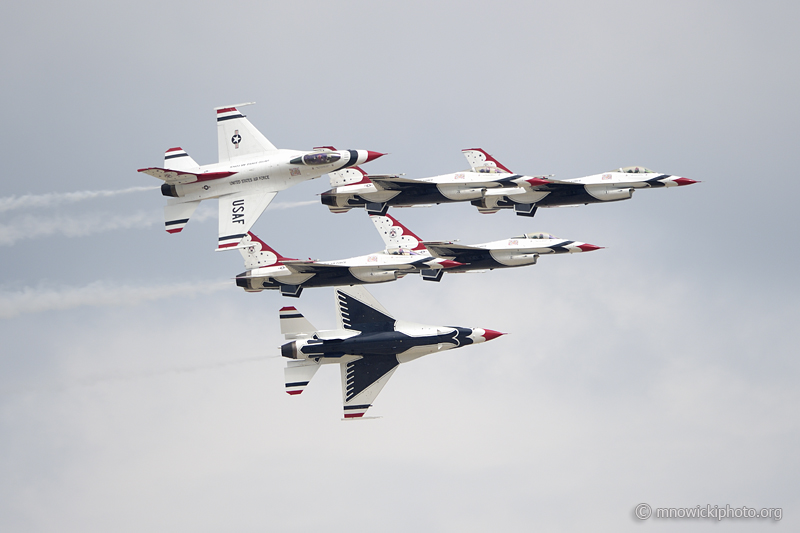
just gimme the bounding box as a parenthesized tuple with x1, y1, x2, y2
(478, 328, 505, 342)
(438, 260, 465, 269)
(365, 151, 385, 163)
(577, 243, 603, 252)
(672, 177, 698, 186)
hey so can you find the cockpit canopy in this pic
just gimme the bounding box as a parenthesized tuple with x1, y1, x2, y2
(387, 248, 422, 256)
(514, 232, 557, 240)
(291, 152, 342, 166)
(474, 165, 507, 174)
(612, 166, 656, 174)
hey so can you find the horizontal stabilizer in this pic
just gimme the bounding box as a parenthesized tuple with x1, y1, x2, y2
(163, 200, 201, 234)
(138, 167, 236, 185)
(285, 360, 322, 395)
(329, 166, 372, 187)
(163, 147, 200, 171)
(280, 306, 318, 339)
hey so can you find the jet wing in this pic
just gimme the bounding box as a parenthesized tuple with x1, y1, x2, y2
(217, 191, 278, 250)
(368, 176, 436, 191)
(335, 286, 395, 332)
(277, 261, 401, 275)
(522, 177, 585, 191)
(422, 242, 491, 263)
(370, 175, 524, 191)
(340, 355, 400, 419)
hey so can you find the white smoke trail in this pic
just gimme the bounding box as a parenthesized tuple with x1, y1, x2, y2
(0, 280, 230, 319)
(271, 199, 318, 209)
(0, 186, 159, 213)
(0, 198, 317, 245)
(0, 354, 279, 396)
(0, 211, 161, 246)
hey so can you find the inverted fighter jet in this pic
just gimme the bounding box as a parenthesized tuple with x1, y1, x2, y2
(279, 285, 505, 418)
(320, 149, 696, 217)
(138, 103, 383, 250)
(235, 214, 599, 295)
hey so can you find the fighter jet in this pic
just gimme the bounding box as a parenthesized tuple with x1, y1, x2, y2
(320, 148, 696, 217)
(279, 285, 505, 418)
(138, 103, 383, 250)
(233, 230, 461, 297)
(235, 214, 600, 295)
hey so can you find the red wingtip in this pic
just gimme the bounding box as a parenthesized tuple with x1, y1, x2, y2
(365, 151, 385, 163)
(439, 260, 465, 269)
(577, 243, 603, 252)
(672, 177, 698, 186)
(481, 329, 506, 341)
(279, 306, 297, 312)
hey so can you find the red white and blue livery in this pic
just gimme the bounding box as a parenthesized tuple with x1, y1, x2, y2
(138, 103, 383, 250)
(235, 213, 601, 296)
(320, 148, 697, 217)
(279, 286, 504, 418)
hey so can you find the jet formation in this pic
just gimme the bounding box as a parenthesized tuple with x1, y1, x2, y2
(234, 214, 601, 297)
(321, 149, 697, 217)
(280, 286, 504, 418)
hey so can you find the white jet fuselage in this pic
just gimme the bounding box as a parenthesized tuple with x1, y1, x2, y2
(164, 149, 376, 203)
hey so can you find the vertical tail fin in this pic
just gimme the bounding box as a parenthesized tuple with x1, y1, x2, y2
(215, 103, 277, 162)
(370, 214, 426, 252)
(239, 232, 295, 269)
(461, 148, 513, 174)
(163, 147, 200, 171)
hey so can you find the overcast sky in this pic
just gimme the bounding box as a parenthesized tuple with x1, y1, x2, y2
(1, 1, 798, 531)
